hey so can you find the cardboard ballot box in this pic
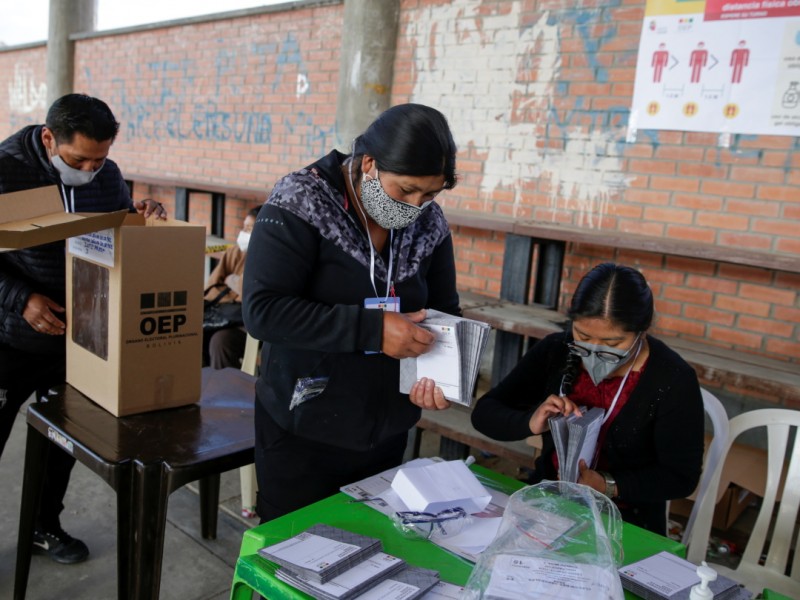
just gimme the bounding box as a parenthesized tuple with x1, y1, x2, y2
(0, 185, 127, 250)
(66, 214, 206, 416)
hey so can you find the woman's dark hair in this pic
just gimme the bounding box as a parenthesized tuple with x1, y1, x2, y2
(568, 262, 654, 332)
(560, 263, 653, 394)
(45, 93, 120, 144)
(247, 206, 261, 218)
(352, 103, 458, 190)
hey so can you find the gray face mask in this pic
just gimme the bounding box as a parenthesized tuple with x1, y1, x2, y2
(51, 153, 105, 187)
(572, 334, 642, 386)
(359, 169, 430, 230)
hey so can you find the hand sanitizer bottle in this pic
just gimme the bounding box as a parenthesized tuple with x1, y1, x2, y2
(689, 561, 718, 600)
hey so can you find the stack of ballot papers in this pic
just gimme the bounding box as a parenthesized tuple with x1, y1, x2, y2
(259, 524, 441, 599)
(390, 459, 492, 514)
(548, 406, 604, 483)
(619, 552, 753, 600)
(398, 309, 490, 407)
(341, 458, 510, 563)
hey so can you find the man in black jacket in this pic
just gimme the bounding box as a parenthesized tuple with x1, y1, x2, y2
(0, 94, 165, 564)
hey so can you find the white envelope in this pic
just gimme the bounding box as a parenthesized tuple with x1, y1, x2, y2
(390, 460, 492, 514)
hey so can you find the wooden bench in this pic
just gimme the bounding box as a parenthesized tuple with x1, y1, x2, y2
(125, 175, 800, 465)
(412, 403, 541, 467)
(128, 174, 266, 239)
(412, 208, 799, 465)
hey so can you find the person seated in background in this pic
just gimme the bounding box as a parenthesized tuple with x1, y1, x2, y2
(470, 262, 705, 535)
(202, 207, 260, 368)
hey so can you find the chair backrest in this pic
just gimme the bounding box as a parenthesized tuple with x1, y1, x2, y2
(684, 408, 800, 598)
(241, 334, 260, 376)
(681, 388, 730, 544)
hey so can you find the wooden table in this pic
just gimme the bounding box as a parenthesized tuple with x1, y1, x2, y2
(14, 367, 256, 600)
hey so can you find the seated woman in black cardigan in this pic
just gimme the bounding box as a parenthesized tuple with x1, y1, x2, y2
(471, 262, 705, 535)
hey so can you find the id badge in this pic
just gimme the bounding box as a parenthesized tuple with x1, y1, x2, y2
(364, 296, 400, 354)
(364, 297, 401, 312)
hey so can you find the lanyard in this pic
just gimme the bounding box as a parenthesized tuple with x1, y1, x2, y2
(366, 228, 394, 299)
(601, 338, 643, 425)
(60, 183, 76, 213)
(347, 158, 395, 300)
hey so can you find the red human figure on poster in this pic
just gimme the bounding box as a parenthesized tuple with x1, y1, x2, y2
(689, 42, 708, 83)
(652, 43, 669, 83)
(730, 40, 749, 84)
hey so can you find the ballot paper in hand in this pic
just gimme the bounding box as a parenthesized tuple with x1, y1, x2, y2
(391, 459, 492, 514)
(398, 309, 490, 407)
(548, 406, 604, 483)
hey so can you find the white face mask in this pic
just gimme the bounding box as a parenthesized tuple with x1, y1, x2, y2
(236, 230, 251, 252)
(51, 153, 105, 187)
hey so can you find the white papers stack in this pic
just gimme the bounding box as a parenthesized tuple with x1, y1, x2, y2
(258, 524, 382, 583)
(391, 459, 492, 514)
(275, 552, 406, 600)
(356, 565, 440, 600)
(548, 406, 604, 483)
(618, 552, 752, 600)
(341, 458, 509, 563)
(261, 524, 442, 599)
(399, 309, 490, 406)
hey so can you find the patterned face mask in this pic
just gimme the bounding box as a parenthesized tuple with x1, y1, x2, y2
(359, 169, 430, 230)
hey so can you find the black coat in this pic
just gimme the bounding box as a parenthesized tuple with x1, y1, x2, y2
(471, 331, 705, 534)
(0, 125, 132, 354)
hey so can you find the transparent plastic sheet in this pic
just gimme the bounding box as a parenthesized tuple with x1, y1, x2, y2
(463, 481, 625, 600)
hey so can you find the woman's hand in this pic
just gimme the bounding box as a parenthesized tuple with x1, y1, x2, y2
(528, 394, 581, 435)
(577, 459, 606, 494)
(408, 377, 450, 411)
(381, 310, 435, 359)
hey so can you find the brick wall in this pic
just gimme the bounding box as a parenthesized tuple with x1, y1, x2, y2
(0, 0, 797, 368)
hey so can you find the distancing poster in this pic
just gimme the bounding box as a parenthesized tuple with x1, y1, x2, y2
(629, 0, 800, 137)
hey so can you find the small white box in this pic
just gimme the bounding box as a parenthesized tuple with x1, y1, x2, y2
(390, 460, 492, 514)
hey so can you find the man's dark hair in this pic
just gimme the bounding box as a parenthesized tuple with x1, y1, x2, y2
(45, 93, 120, 144)
(247, 206, 261, 218)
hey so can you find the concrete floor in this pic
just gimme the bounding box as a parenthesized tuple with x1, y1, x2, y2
(0, 400, 259, 600)
(0, 401, 488, 600)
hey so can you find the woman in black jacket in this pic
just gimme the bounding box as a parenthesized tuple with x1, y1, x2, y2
(471, 262, 705, 535)
(243, 103, 461, 521)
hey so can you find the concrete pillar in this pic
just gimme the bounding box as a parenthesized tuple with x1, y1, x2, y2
(334, 0, 401, 151)
(46, 0, 97, 105)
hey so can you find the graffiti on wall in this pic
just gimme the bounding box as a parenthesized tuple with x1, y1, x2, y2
(406, 0, 632, 227)
(99, 33, 333, 156)
(8, 62, 47, 126)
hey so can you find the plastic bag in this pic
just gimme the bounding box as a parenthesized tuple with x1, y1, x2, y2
(463, 481, 625, 600)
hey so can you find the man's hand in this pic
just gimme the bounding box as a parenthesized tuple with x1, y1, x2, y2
(22, 293, 66, 336)
(133, 198, 167, 220)
(381, 310, 435, 359)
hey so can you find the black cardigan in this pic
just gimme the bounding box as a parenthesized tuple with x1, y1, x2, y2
(471, 331, 704, 534)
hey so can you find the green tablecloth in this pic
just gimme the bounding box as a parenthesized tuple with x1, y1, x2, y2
(232, 465, 685, 599)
